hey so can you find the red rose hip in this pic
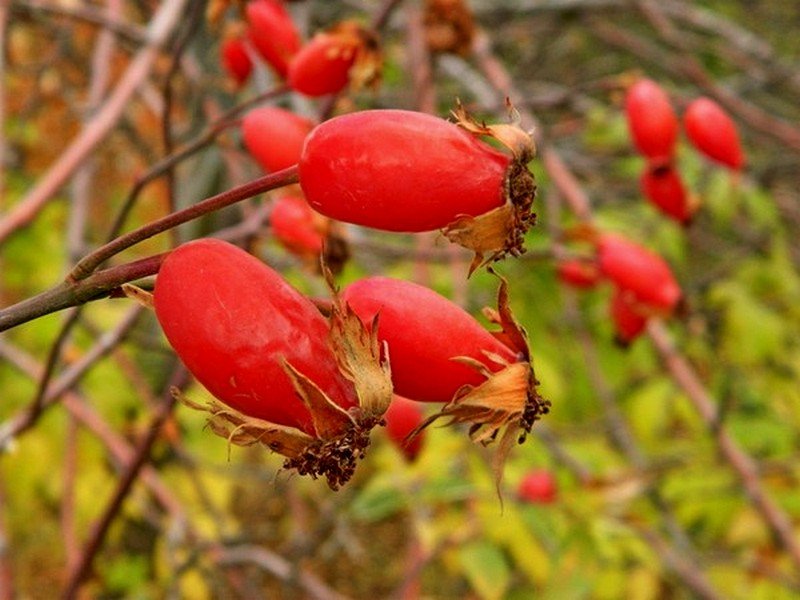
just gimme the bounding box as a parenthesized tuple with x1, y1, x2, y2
(242, 106, 314, 173)
(683, 97, 744, 170)
(624, 79, 679, 162)
(299, 107, 537, 271)
(154, 238, 356, 435)
(640, 164, 695, 224)
(246, 0, 302, 78)
(384, 395, 426, 462)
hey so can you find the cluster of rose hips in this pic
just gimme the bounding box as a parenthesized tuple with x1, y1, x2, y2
(557, 231, 683, 345)
(624, 78, 745, 225)
(555, 78, 744, 344)
(220, 0, 379, 97)
(137, 1, 549, 490)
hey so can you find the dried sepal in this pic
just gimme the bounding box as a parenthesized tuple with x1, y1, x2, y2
(325, 268, 394, 421)
(121, 283, 154, 310)
(282, 359, 354, 439)
(443, 101, 537, 274)
(423, 0, 476, 56)
(172, 387, 314, 458)
(328, 20, 382, 93)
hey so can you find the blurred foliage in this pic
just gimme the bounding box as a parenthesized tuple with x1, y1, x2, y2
(2, 0, 800, 598)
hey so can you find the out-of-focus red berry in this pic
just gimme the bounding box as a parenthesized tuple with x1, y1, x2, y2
(221, 37, 253, 86)
(624, 79, 679, 162)
(270, 194, 325, 256)
(640, 164, 695, 225)
(596, 233, 682, 316)
(683, 97, 745, 170)
(518, 469, 557, 504)
(242, 106, 314, 173)
(610, 288, 648, 345)
(557, 259, 601, 289)
(384, 395, 426, 462)
(288, 21, 381, 97)
(246, 0, 302, 78)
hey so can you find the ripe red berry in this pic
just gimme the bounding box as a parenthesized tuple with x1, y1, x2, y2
(683, 97, 744, 170)
(153, 238, 358, 436)
(245, 0, 302, 78)
(300, 108, 536, 269)
(596, 233, 681, 316)
(287, 21, 381, 97)
(624, 79, 679, 162)
(221, 37, 253, 86)
(518, 469, 557, 504)
(343, 277, 518, 403)
(610, 288, 647, 345)
(270, 194, 325, 256)
(242, 106, 313, 173)
(640, 164, 694, 224)
(384, 395, 425, 461)
(556, 259, 600, 289)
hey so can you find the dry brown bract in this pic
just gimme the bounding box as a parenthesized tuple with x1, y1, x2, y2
(424, 0, 476, 56)
(443, 100, 538, 276)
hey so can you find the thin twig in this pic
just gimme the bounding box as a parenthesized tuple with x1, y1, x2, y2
(69, 165, 299, 281)
(62, 368, 187, 599)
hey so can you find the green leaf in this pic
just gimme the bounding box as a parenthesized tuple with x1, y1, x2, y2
(458, 541, 511, 600)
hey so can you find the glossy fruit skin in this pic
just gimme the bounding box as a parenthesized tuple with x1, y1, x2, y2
(384, 395, 425, 461)
(342, 277, 517, 403)
(288, 32, 356, 96)
(683, 97, 744, 170)
(270, 194, 324, 254)
(557, 259, 600, 289)
(625, 79, 679, 161)
(299, 110, 511, 232)
(518, 469, 557, 504)
(596, 234, 681, 314)
(221, 37, 253, 86)
(610, 288, 647, 345)
(640, 164, 692, 224)
(245, 0, 302, 78)
(153, 239, 357, 435)
(242, 107, 313, 173)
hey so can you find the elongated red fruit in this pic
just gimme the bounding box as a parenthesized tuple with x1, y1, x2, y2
(683, 97, 744, 170)
(242, 106, 314, 173)
(640, 164, 694, 224)
(288, 21, 381, 97)
(301, 110, 508, 232)
(270, 194, 325, 255)
(153, 238, 357, 435)
(384, 395, 425, 461)
(624, 79, 679, 162)
(342, 277, 517, 403)
(300, 106, 536, 271)
(221, 37, 253, 86)
(246, 0, 302, 77)
(610, 288, 647, 345)
(596, 233, 681, 315)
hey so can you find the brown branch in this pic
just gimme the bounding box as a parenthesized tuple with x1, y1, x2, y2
(62, 368, 187, 599)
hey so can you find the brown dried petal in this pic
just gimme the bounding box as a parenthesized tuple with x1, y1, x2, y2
(443, 101, 537, 273)
(326, 270, 394, 422)
(173, 387, 315, 458)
